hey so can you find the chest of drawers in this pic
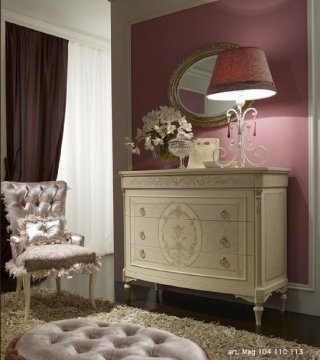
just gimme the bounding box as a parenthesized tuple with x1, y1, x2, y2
(120, 167, 289, 326)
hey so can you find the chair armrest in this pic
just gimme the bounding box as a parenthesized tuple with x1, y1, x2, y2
(65, 232, 85, 246)
(9, 235, 27, 260)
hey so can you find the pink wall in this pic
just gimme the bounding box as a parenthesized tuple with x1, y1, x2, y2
(131, 0, 309, 284)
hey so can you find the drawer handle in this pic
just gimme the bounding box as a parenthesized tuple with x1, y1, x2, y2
(219, 257, 230, 269)
(220, 209, 230, 220)
(220, 237, 230, 248)
(139, 231, 146, 240)
(139, 207, 146, 216)
(139, 249, 146, 259)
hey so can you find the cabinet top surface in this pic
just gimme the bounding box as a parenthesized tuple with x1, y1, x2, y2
(119, 167, 290, 177)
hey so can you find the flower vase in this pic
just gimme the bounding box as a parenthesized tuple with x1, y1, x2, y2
(152, 144, 178, 161)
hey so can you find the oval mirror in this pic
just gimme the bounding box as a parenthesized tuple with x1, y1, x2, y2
(168, 43, 252, 128)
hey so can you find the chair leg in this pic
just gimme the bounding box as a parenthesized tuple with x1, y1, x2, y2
(23, 274, 31, 320)
(16, 277, 23, 298)
(89, 271, 96, 309)
(56, 276, 61, 294)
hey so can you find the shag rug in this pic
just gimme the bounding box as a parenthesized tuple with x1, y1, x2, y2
(1, 288, 319, 360)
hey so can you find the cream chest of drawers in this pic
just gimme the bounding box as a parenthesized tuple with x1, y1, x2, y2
(120, 167, 289, 326)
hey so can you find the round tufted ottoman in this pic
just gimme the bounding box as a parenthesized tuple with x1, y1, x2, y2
(5, 319, 209, 360)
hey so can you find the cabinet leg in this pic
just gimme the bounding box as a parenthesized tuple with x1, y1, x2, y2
(155, 283, 160, 303)
(253, 303, 264, 327)
(280, 290, 287, 314)
(124, 282, 131, 305)
(56, 276, 61, 295)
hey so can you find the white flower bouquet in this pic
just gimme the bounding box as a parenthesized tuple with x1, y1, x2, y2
(135, 106, 193, 160)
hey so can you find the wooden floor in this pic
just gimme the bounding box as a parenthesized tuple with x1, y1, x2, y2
(2, 254, 320, 348)
(114, 283, 320, 347)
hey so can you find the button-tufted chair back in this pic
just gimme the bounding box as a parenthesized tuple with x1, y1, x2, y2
(1, 181, 67, 236)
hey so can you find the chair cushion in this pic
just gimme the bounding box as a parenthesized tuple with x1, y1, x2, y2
(18, 216, 66, 246)
(8, 319, 209, 360)
(16, 244, 97, 272)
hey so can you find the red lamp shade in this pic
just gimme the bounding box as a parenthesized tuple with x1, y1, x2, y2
(207, 47, 276, 101)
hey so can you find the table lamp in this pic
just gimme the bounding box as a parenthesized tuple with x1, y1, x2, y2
(207, 47, 276, 167)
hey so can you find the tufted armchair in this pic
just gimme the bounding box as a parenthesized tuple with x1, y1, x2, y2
(1, 181, 101, 320)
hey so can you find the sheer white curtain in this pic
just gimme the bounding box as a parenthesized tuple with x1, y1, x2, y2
(58, 41, 113, 255)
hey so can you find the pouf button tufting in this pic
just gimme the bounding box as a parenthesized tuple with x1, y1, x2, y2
(6, 319, 209, 360)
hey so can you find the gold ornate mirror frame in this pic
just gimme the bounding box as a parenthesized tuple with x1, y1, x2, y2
(168, 43, 253, 128)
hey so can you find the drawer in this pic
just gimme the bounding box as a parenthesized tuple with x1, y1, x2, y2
(128, 244, 249, 280)
(201, 221, 254, 255)
(127, 191, 253, 221)
(131, 217, 159, 246)
(130, 217, 254, 255)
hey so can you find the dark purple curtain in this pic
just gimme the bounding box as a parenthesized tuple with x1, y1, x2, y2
(5, 22, 68, 181)
(1, 23, 68, 267)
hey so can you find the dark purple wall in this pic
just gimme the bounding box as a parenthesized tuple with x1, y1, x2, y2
(131, 0, 309, 284)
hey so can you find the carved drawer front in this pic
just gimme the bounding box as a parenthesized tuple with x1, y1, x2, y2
(132, 217, 159, 246)
(131, 209, 254, 255)
(130, 245, 248, 280)
(129, 194, 252, 222)
(201, 221, 254, 256)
